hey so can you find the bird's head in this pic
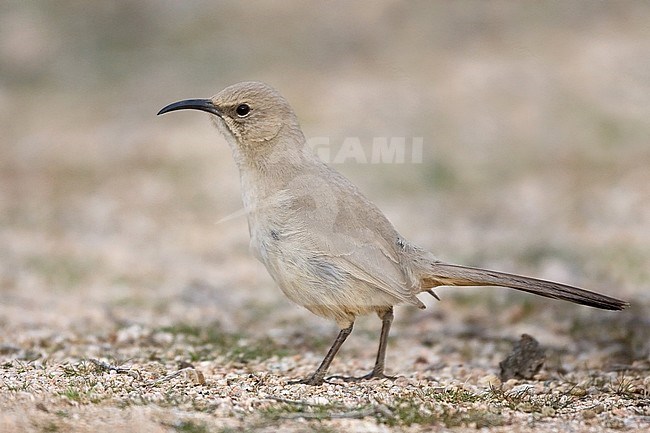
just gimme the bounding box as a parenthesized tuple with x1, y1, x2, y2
(158, 81, 301, 152)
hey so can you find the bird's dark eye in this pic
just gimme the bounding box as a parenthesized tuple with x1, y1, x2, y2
(236, 103, 250, 117)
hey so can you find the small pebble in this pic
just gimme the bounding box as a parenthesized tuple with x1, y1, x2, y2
(478, 374, 501, 389)
(570, 387, 586, 397)
(582, 409, 596, 419)
(541, 406, 555, 417)
(307, 396, 329, 405)
(516, 402, 534, 412)
(509, 383, 535, 395)
(502, 379, 519, 391)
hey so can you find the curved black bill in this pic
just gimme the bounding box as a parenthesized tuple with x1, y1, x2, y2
(157, 99, 222, 116)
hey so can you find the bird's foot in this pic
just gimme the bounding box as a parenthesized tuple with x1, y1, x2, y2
(287, 374, 327, 386)
(328, 370, 396, 382)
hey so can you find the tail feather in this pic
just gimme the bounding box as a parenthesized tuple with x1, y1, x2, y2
(424, 262, 628, 311)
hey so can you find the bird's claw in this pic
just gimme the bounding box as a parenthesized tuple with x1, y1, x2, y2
(287, 374, 327, 386)
(327, 370, 397, 382)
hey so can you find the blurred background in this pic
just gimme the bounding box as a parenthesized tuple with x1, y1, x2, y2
(1, 1, 648, 341)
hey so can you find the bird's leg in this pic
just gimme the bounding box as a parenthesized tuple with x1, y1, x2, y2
(289, 323, 353, 386)
(361, 307, 396, 380)
(330, 307, 396, 382)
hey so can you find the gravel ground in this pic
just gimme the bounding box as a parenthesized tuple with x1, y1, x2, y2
(1, 2, 649, 432)
(1, 297, 649, 432)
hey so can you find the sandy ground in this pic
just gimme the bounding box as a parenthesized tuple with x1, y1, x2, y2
(1, 2, 649, 432)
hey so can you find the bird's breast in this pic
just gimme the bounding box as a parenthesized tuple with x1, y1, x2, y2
(242, 188, 296, 264)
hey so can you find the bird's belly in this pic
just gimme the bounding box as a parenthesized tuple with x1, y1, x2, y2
(252, 234, 396, 326)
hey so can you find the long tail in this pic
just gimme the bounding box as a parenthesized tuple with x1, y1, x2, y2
(423, 262, 628, 311)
